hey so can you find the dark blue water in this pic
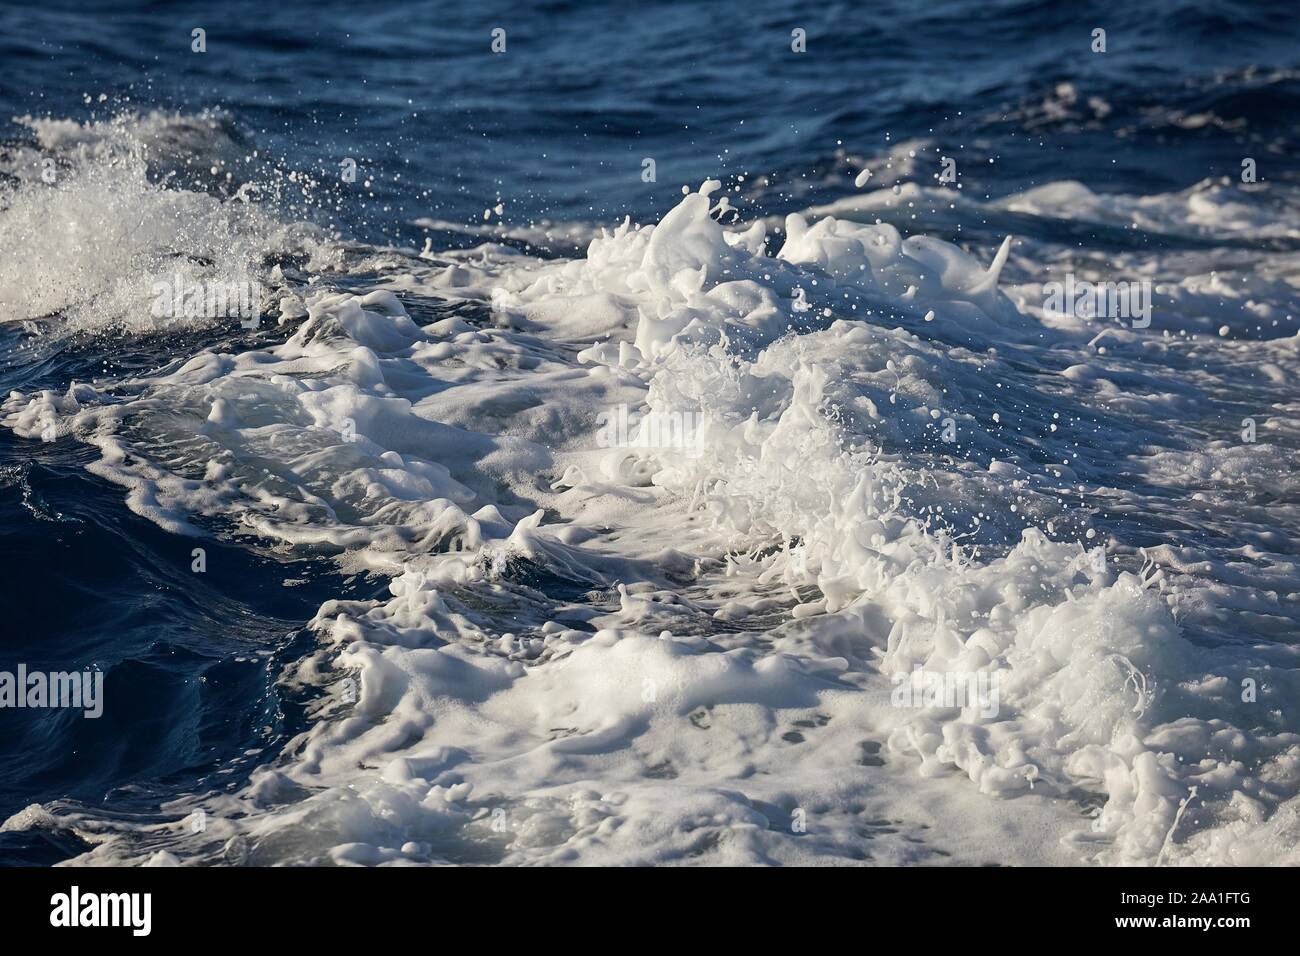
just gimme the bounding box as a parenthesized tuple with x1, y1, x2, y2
(5, 0, 1299, 240)
(2, 0, 1299, 864)
(0, 323, 378, 863)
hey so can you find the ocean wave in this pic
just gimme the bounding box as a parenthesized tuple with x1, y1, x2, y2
(3, 148, 1298, 866)
(0, 112, 343, 332)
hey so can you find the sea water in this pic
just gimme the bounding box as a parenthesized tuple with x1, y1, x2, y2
(1, 0, 1298, 866)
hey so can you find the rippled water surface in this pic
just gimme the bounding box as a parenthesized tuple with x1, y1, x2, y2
(1, 1, 1298, 866)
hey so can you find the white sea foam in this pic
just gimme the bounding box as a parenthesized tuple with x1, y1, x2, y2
(0, 113, 336, 331)
(4, 139, 1299, 866)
